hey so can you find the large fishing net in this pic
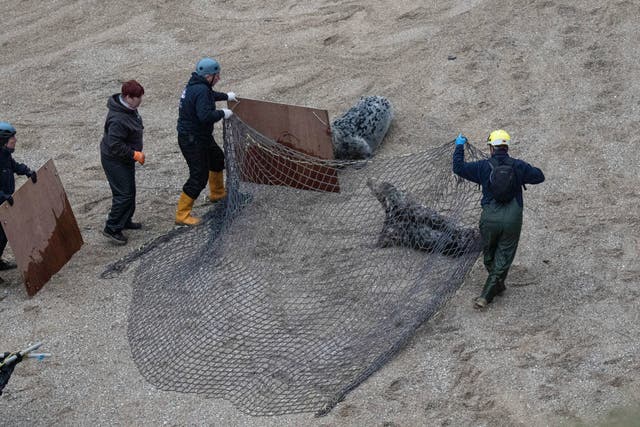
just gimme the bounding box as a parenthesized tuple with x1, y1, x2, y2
(106, 116, 485, 416)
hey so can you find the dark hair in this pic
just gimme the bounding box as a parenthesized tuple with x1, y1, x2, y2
(121, 80, 145, 98)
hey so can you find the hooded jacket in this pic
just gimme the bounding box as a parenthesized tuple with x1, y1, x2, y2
(0, 148, 31, 200)
(100, 94, 144, 161)
(176, 73, 229, 138)
(452, 145, 545, 207)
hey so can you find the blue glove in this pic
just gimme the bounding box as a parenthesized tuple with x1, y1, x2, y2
(455, 133, 467, 146)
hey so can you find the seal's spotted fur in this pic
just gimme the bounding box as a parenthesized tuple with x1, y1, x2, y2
(368, 179, 479, 256)
(331, 96, 393, 160)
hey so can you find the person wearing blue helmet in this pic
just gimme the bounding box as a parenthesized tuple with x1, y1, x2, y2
(175, 57, 238, 226)
(0, 122, 38, 271)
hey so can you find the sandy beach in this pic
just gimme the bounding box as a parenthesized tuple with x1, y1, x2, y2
(2, 1, 640, 425)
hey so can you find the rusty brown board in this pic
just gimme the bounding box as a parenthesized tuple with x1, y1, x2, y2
(0, 159, 83, 296)
(228, 97, 340, 193)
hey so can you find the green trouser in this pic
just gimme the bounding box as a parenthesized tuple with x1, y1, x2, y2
(479, 199, 523, 302)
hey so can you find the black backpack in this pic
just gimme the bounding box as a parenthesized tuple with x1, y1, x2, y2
(488, 157, 522, 203)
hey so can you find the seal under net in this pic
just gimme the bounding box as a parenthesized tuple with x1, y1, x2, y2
(122, 116, 484, 416)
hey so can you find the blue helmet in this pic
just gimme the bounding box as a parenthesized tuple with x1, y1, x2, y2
(195, 58, 220, 76)
(0, 122, 16, 140)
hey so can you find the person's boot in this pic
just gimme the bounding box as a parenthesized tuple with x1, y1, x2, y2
(473, 296, 488, 309)
(101, 227, 128, 245)
(175, 192, 201, 226)
(0, 259, 17, 270)
(495, 279, 506, 297)
(123, 221, 142, 230)
(208, 171, 227, 203)
(474, 279, 498, 309)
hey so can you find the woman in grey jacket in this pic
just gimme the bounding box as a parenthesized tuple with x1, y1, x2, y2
(100, 80, 145, 245)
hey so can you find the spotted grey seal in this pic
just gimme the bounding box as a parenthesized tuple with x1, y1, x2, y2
(331, 96, 393, 160)
(367, 179, 480, 256)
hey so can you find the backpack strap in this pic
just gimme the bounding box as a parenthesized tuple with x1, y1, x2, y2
(487, 157, 498, 189)
(504, 158, 527, 190)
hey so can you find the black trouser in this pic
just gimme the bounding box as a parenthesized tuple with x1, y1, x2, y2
(478, 199, 523, 302)
(178, 134, 225, 199)
(0, 224, 6, 257)
(101, 153, 136, 232)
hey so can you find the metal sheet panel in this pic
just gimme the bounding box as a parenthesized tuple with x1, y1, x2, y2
(0, 159, 83, 296)
(229, 98, 340, 192)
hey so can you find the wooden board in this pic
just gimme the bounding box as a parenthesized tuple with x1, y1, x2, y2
(228, 98, 340, 193)
(0, 159, 83, 296)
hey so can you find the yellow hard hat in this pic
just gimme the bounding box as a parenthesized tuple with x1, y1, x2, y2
(487, 129, 511, 146)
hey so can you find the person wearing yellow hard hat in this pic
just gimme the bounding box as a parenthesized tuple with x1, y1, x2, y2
(452, 130, 545, 309)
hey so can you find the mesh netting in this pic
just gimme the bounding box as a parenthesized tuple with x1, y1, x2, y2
(114, 116, 485, 416)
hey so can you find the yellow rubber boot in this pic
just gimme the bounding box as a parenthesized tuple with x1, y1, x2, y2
(175, 192, 201, 226)
(208, 171, 227, 202)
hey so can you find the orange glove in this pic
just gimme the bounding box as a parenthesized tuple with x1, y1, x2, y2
(133, 151, 145, 165)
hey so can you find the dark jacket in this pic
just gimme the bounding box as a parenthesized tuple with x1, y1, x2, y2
(100, 94, 144, 161)
(176, 73, 229, 138)
(0, 149, 31, 200)
(452, 145, 545, 207)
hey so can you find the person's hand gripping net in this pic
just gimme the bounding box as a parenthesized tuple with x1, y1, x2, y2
(455, 133, 467, 146)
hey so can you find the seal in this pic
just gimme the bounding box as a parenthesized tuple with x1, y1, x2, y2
(367, 179, 480, 256)
(331, 96, 393, 160)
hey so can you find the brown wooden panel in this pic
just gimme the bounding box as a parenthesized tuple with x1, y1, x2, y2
(229, 98, 340, 193)
(240, 146, 340, 193)
(0, 159, 83, 296)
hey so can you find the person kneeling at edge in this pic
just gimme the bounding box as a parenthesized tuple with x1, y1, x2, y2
(452, 130, 545, 309)
(100, 80, 146, 245)
(0, 122, 38, 270)
(175, 57, 237, 226)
